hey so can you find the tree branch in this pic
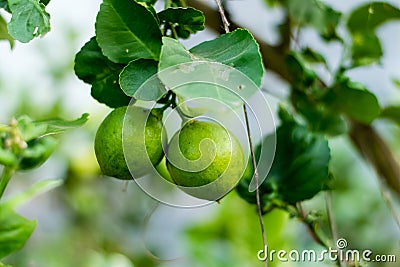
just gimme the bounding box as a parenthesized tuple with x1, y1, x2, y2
(187, 0, 400, 196)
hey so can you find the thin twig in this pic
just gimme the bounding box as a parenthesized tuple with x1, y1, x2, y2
(325, 192, 345, 267)
(214, 0, 230, 33)
(380, 185, 400, 231)
(243, 105, 268, 267)
(213, 1, 267, 265)
(297, 202, 328, 248)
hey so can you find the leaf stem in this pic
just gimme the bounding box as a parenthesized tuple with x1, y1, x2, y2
(170, 23, 179, 40)
(0, 166, 15, 200)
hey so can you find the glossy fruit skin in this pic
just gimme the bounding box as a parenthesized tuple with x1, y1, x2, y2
(94, 106, 165, 180)
(166, 120, 245, 200)
(155, 157, 173, 183)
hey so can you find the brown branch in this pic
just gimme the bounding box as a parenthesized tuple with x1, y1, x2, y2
(349, 121, 400, 193)
(187, 0, 400, 196)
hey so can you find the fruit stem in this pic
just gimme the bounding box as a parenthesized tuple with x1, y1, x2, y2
(0, 166, 15, 200)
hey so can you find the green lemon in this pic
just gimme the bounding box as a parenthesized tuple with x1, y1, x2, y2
(166, 120, 245, 200)
(155, 157, 173, 183)
(94, 106, 165, 180)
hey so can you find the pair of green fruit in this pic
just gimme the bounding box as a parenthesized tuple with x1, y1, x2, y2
(94, 106, 246, 200)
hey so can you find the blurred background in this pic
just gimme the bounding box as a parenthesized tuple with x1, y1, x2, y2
(0, 0, 399, 266)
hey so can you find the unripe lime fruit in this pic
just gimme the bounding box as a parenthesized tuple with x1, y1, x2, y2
(155, 157, 174, 183)
(94, 106, 165, 180)
(166, 120, 245, 200)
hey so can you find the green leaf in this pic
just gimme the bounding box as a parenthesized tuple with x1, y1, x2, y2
(351, 32, 383, 66)
(157, 34, 262, 106)
(190, 29, 264, 87)
(74, 37, 131, 108)
(15, 113, 88, 142)
(159, 37, 192, 70)
(300, 47, 327, 65)
(269, 121, 331, 203)
(0, 14, 14, 49)
(380, 106, 400, 126)
(329, 77, 381, 124)
(346, 2, 400, 67)
(287, 0, 341, 41)
(95, 0, 162, 63)
(34, 113, 89, 135)
(119, 59, 158, 97)
(39, 0, 50, 5)
(0, 204, 36, 259)
(237, 120, 331, 205)
(291, 90, 347, 136)
(347, 2, 400, 34)
(4, 179, 62, 208)
(158, 7, 205, 39)
(15, 115, 47, 142)
(0, 0, 7, 9)
(285, 52, 317, 89)
(7, 0, 50, 43)
(18, 136, 58, 170)
(0, 147, 17, 167)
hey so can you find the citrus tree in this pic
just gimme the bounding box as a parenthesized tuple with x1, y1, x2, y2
(1, 0, 399, 266)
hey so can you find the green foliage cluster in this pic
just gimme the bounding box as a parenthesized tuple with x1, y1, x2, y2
(0, 114, 87, 264)
(1, 0, 400, 266)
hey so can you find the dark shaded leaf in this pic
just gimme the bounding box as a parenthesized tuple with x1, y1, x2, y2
(291, 90, 347, 136)
(158, 7, 204, 39)
(237, 119, 331, 205)
(0, 0, 8, 11)
(268, 121, 331, 203)
(19, 136, 58, 170)
(285, 52, 317, 89)
(74, 37, 130, 108)
(39, 0, 50, 5)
